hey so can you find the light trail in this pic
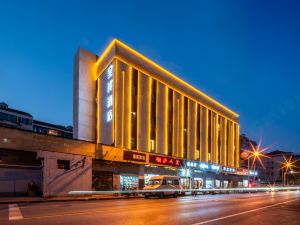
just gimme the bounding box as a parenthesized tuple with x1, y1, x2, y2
(69, 186, 300, 195)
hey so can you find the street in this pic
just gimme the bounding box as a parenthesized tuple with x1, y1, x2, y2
(0, 191, 300, 225)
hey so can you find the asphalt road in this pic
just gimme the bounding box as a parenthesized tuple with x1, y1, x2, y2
(1, 191, 300, 225)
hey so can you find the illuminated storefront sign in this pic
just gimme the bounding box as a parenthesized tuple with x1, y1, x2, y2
(199, 163, 209, 169)
(123, 150, 146, 163)
(210, 164, 220, 171)
(106, 64, 114, 122)
(236, 168, 248, 176)
(186, 161, 197, 167)
(222, 166, 236, 173)
(179, 169, 191, 177)
(149, 155, 182, 167)
(248, 170, 258, 176)
(186, 161, 220, 172)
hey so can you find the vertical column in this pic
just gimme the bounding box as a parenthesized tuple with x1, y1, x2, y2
(114, 60, 125, 148)
(227, 120, 234, 167)
(235, 123, 240, 168)
(200, 106, 208, 162)
(99, 61, 115, 145)
(156, 82, 168, 155)
(124, 66, 132, 149)
(220, 116, 226, 165)
(73, 48, 97, 142)
(188, 100, 196, 160)
(172, 92, 180, 157)
(137, 73, 151, 152)
(211, 112, 217, 163)
(179, 95, 184, 158)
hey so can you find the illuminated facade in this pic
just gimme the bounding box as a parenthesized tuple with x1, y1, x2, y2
(74, 39, 244, 190)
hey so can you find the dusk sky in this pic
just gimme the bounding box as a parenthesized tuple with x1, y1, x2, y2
(1, 0, 299, 154)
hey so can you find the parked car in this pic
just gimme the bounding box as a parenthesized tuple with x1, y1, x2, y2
(143, 175, 181, 198)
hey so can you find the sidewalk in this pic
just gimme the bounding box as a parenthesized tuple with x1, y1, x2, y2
(0, 194, 143, 204)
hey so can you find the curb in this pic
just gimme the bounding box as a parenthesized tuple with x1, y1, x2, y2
(0, 195, 144, 204)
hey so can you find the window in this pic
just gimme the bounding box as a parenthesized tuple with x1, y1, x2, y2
(57, 160, 70, 170)
(207, 110, 212, 160)
(218, 116, 221, 164)
(183, 97, 188, 159)
(131, 68, 138, 149)
(150, 139, 155, 152)
(167, 88, 173, 156)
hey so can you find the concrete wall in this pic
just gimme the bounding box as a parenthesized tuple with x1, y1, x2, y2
(38, 151, 92, 197)
(0, 126, 96, 157)
(73, 48, 97, 142)
(0, 167, 41, 197)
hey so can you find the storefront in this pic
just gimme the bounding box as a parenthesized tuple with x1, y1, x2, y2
(120, 175, 139, 190)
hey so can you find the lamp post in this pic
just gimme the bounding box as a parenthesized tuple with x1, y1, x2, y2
(282, 162, 291, 186)
(247, 151, 259, 188)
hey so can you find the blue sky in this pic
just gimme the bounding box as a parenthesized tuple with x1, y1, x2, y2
(0, 0, 299, 154)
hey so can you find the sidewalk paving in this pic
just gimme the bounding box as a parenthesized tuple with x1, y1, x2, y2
(0, 194, 144, 204)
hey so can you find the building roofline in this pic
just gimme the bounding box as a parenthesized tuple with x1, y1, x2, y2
(0, 107, 32, 117)
(33, 120, 72, 132)
(95, 39, 239, 119)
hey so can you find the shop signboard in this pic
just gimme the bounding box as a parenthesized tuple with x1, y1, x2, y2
(236, 168, 248, 176)
(222, 166, 236, 173)
(123, 150, 146, 163)
(149, 155, 182, 167)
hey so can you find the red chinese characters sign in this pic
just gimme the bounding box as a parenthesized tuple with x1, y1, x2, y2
(123, 150, 146, 163)
(149, 155, 182, 167)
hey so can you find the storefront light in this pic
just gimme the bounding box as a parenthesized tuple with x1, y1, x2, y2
(187, 161, 197, 168)
(180, 169, 191, 177)
(199, 163, 209, 170)
(211, 165, 220, 171)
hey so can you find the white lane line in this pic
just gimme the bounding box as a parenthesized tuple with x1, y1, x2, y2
(191, 198, 299, 225)
(9, 204, 23, 220)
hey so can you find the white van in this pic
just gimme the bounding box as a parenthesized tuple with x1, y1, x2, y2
(143, 175, 181, 198)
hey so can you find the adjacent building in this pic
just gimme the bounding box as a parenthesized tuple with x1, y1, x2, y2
(33, 120, 73, 139)
(0, 102, 33, 131)
(0, 102, 73, 139)
(258, 150, 300, 185)
(74, 39, 245, 191)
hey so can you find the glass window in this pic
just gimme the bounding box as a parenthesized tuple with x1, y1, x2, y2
(57, 160, 70, 170)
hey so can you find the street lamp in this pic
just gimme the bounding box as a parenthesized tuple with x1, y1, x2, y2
(246, 141, 269, 188)
(282, 159, 293, 186)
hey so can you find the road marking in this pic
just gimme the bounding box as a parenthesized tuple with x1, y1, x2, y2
(191, 198, 300, 225)
(9, 204, 23, 220)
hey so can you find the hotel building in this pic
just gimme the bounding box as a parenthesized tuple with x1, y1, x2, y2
(74, 39, 247, 191)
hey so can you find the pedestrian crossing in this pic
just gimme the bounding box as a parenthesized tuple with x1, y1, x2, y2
(9, 204, 23, 220)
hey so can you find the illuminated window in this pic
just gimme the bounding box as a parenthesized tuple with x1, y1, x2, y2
(226, 120, 230, 166)
(208, 110, 212, 161)
(197, 104, 201, 153)
(150, 79, 157, 146)
(150, 139, 155, 152)
(167, 88, 173, 156)
(48, 129, 59, 136)
(196, 150, 200, 160)
(218, 116, 221, 164)
(131, 69, 138, 149)
(183, 97, 188, 159)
